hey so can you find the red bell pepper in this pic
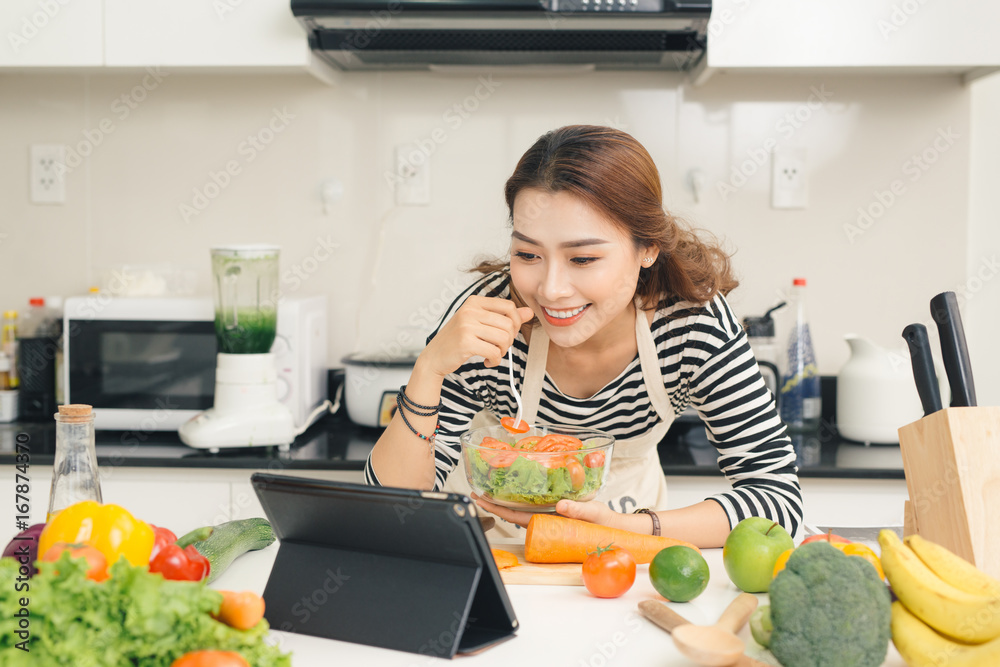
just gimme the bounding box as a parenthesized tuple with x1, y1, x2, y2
(149, 543, 210, 581)
(150, 524, 178, 560)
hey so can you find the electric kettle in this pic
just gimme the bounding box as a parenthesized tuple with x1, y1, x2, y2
(836, 334, 948, 445)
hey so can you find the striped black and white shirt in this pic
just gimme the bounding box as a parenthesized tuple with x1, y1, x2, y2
(365, 271, 804, 538)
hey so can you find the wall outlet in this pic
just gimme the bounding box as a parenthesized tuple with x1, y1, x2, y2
(394, 144, 430, 206)
(30, 144, 66, 204)
(771, 148, 808, 209)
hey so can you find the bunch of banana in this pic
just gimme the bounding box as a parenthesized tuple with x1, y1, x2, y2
(879, 529, 1000, 666)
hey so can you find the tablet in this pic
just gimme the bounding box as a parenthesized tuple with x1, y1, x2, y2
(250, 472, 519, 658)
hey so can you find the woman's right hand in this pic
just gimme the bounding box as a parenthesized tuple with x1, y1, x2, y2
(419, 296, 535, 378)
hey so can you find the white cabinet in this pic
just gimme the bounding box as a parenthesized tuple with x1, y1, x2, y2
(103, 0, 310, 68)
(708, 0, 1000, 74)
(0, 0, 102, 67)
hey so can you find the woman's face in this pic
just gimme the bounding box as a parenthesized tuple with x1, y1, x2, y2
(510, 188, 654, 350)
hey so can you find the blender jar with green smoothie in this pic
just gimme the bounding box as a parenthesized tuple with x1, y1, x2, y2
(211, 246, 279, 354)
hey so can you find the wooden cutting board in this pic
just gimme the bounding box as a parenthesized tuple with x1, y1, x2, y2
(494, 543, 583, 586)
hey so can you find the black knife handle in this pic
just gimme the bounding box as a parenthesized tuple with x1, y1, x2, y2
(902, 324, 943, 416)
(930, 291, 977, 407)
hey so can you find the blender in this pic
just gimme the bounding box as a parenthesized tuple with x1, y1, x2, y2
(179, 245, 295, 451)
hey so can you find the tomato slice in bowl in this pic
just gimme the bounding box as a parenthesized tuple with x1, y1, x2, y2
(535, 434, 585, 452)
(500, 417, 530, 434)
(583, 451, 606, 468)
(514, 435, 543, 450)
(480, 436, 511, 449)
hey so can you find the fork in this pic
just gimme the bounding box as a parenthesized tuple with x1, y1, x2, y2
(508, 344, 525, 430)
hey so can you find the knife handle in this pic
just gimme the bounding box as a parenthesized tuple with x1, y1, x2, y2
(930, 292, 978, 407)
(903, 324, 943, 416)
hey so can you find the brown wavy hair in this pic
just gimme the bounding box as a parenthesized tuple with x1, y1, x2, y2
(474, 125, 738, 310)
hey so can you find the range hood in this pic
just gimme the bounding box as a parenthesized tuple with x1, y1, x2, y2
(291, 0, 711, 73)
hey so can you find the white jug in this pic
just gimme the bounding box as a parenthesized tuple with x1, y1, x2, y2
(836, 334, 947, 445)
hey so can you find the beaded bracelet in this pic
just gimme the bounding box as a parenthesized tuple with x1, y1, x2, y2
(396, 391, 440, 444)
(634, 508, 661, 536)
(398, 385, 442, 415)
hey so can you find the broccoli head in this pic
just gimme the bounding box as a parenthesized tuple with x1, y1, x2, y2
(768, 541, 891, 667)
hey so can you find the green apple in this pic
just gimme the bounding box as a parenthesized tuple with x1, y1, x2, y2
(723, 517, 795, 593)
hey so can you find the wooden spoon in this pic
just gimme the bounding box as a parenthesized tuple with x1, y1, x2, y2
(638, 593, 762, 667)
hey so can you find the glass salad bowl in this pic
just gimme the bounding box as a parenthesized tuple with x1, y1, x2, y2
(462, 423, 615, 512)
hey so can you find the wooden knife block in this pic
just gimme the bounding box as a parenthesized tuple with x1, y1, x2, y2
(898, 406, 1000, 579)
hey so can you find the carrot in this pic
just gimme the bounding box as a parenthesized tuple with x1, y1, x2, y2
(171, 650, 249, 667)
(491, 548, 520, 570)
(524, 514, 700, 564)
(212, 590, 266, 631)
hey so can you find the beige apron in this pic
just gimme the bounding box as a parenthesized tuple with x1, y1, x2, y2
(443, 305, 675, 537)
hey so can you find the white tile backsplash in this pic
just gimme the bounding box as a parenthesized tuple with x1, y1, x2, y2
(0, 68, 995, 403)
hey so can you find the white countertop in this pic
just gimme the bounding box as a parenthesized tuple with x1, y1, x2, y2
(212, 539, 908, 667)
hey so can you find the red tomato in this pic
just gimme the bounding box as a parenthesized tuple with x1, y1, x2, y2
(566, 459, 586, 490)
(582, 545, 636, 598)
(500, 417, 530, 434)
(583, 451, 606, 468)
(514, 435, 543, 450)
(42, 542, 109, 582)
(535, 434, 584, 452)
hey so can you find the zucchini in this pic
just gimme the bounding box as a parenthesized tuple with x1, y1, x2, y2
(183, 518, 276, 584)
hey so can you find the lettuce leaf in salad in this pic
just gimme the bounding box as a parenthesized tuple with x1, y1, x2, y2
(469, 446, 606, 505)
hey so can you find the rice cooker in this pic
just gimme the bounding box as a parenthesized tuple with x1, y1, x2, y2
(341, 353, 418, 428)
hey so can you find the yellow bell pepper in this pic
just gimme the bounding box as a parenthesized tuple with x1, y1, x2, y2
(38, 501, 154, 568)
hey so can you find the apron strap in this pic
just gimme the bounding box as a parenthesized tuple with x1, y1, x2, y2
(636, 305, 676, 423)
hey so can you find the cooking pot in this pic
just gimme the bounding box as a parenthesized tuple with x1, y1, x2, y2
(341, 352, 418, 428)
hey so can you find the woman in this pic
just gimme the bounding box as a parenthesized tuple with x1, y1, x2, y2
(366, 125, 802, 548)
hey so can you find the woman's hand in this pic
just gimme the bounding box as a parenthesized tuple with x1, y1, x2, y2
(472, 494, 627, 530)
(419, 296, 534, 378)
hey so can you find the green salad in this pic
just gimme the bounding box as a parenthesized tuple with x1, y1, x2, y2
(0, 553, 291, 667)
(468, 446, 606, 506)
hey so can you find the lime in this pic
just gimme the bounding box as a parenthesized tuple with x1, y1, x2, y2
(648, 546, 710, 602)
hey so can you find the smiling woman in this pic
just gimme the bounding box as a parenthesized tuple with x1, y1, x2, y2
(366, 125, 803, 547)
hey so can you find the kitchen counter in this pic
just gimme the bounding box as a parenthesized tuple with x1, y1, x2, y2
(0, 411, 904, 480)
(212, 537, 908, 666)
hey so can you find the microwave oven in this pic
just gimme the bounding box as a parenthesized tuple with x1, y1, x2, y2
(63, 295, 328, 432)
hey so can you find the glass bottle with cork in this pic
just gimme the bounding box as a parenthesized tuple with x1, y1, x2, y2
(47, 404, 103, 521)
